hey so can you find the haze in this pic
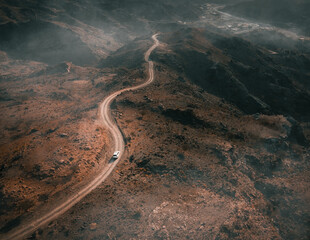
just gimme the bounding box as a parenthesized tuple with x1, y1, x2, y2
(0, 1, 309, 239)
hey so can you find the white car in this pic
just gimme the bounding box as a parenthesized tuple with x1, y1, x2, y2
(113, 151, 120, 159)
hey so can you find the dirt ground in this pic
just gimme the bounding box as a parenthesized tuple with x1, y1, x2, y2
(30, 62, 310, 240)
(0, 57, 147, 232)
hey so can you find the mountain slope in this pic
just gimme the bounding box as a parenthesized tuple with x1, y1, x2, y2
(0, 1, 309, 239)
(153, 28, 310, 121)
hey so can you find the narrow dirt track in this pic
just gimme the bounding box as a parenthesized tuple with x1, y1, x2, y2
(2, 34, 159, 240)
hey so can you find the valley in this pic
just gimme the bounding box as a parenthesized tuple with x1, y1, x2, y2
(0, 1, 309, 239)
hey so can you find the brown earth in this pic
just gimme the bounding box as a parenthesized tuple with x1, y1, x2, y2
(0, 1, 309, 240)
(0, 54, 148, 234)
(27, 36, 310, 239)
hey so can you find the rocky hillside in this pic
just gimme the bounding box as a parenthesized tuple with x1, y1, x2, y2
(31, 29, 310, 239)
(153, 28, 310, 122)
(0, 1, 309, 239)
(0, 0, 205, 65)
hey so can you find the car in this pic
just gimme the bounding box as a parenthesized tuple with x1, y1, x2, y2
(113, 151, 120, 159)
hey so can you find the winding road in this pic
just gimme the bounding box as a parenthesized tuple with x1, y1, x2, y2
(2, 34, 159, 240)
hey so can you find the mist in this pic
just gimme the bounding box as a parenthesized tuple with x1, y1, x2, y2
(1, 0, 309, 66)
(0, 1, 309, 240)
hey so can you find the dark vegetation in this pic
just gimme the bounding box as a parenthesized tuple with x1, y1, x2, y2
(154, 28, 310, 121)
(0, 0, 309, 239)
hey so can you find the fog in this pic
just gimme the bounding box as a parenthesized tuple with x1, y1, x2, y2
(0, 0, 205, 65)
(1, 0, 308, 66)
(0, 1, 309, 239)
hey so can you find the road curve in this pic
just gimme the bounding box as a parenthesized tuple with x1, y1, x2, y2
(2, 34, 159, 240)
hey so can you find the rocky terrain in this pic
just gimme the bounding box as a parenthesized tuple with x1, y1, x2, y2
(0, 0, 309, 239)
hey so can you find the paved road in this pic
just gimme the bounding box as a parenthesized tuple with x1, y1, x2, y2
(2, 34, 159, 240)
